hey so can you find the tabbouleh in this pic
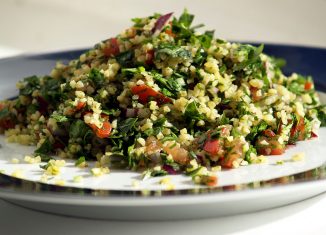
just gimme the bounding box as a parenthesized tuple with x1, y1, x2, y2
(0, 10, 325, 186)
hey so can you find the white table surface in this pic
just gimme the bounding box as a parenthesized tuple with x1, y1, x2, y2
(0, 0, 325, 234)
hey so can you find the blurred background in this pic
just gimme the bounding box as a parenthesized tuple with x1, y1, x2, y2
(0, 0, 325, 55)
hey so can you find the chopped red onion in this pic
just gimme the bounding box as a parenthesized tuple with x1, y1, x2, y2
(152, 12, 173, 33)
(162, 164, 178, 175)
(126, 108, 138, 117)
(311, 131, 318, 138)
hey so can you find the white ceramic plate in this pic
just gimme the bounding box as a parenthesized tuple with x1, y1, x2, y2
(0, 46, 325, 220)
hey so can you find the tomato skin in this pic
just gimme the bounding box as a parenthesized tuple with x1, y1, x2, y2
(0, 119, 15, 130)
(204, 175, 218, 187)
(220, 140, 244, 168)
(131, 85, 172, 105)
(94, 121, 112, 139)
(0, 104, 15, 130)
(145, 49, 154, 65)
(304, 81, 313, 90)
(103, 38, 120, 57)
(290, 117, 305, 141)
(88, 121, 112, 139)
(85, 113, 112, 138)
(270, 148, 284, 155)
(203, 139, 220, 155)
(76, 101, 86, 111)
(263, 129, 276, 137)
(220, 154, 239, 168)
(311, 132, 318, 138)
(36, 96, 49, 115)
(250, 86, 261, 102)
(256, 136, 285, 156)
(164, 22, 175, 37)
(258, 147, 284, 155)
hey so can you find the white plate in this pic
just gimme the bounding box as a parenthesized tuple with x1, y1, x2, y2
(0, 47, 325, 220)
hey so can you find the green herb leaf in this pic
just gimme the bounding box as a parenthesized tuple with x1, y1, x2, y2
(118, 118, 138, 133)
(69, 120, 90, 139)
(244, 145, 257, 163)
(20, 75, 40, 96)
(184, 101, 204, 121)
(51, 113, 68, 122)
(155, 43, 191, 60)
(89, 68, 105, 88)
(0, 108, 10, 119)
(233, 44, 264, 72)
(75, 156, 86, 166)
(35, 138, 52, 155)
(316, 105, 326, 127)
(115, 51, 134, 67)
(152, 71, 184, 97)
(246, 121, 268, 141)
(178, 9, 194, 28)
(186, 166, 203, 177)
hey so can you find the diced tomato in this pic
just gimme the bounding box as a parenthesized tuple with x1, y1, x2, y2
(203, 175, 218, 187)
(0, 103, 15, 130)
(53, 139, 65, 149)
(250, 86, 261, 102)
(263, 129, 276, 138)
(88, 121, 112, 139)
(145, 136, 162, 154)
(162, 142, 189, 165)
(304, 81, 313, 90)
(165, 22, 175, 37)
(256, 136, 285, 155)
(290, 117, 305, 141)
(258, 147, 284, 155)
(95, 121, 112, 138)
(103, 38, 120, 57)
(145, 49, 155, 65)
(0, 119, 15, 130)
(203, 139, 220, 155)
(311, 132, 318, 138)
(220, 153, 240, 168)
(76, 101, 86, 111)
(36, 96, 49, 115)
(131, 85, 172, 105)
(270, 148, 284, 155)
(220, 140, 244, 168)
(85, 113, 112, 138)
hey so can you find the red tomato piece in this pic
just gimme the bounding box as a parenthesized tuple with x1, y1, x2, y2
(304, 81, 313, 90)
(204, 175, 218, 187)
(131, 85, 172, 105)
(76, 101, 86, 111)
(85, 113, 112, 138)
(203, 139, 220, 155)
(165, 22, 175, 37)
(250, 86, 261, 102)
(103, 38, 120, 57)
(270, 148, 285, 155)
(263, 129, 276, 137)
(290, 117, 305, 141)
(88, 121, 112, 139)
(0, 119, 15, 130)
(94, 121, 112, 139)
(36, 96, 49, 115)
(145, 49, 155, 65)
(0, 103, 15, 130)
(311, 132, 318, 138)
(220, 153, 241, 168)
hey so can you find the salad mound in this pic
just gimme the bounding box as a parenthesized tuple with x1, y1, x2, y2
(0, 10, 325, 186)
